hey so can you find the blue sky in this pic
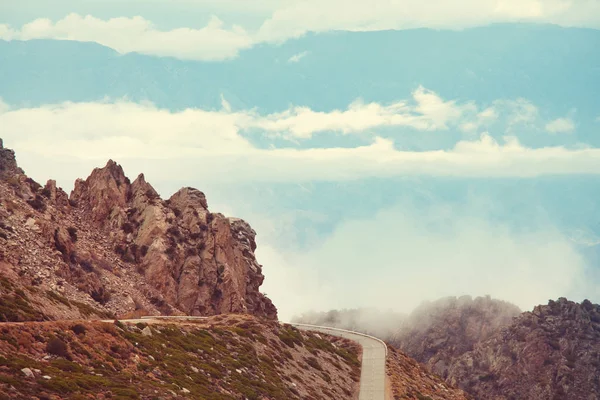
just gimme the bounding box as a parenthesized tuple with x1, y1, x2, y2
(1, 1, 600, 319)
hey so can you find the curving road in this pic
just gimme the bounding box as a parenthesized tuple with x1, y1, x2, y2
(290, 323, 387, 400)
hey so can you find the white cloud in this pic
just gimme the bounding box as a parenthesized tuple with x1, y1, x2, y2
(496, 98, 540, 128)
(287, 51, 308, 63)
(263, 202, 596, 319)
(3, 1, 600, 60)
(253, 86, 474, 138)
(459, 107, 499, 133)
(220, 94, 232, 112)
(256, 0, 600, 43)
(545, 117, 575, 134)
(0, 13, 253, 60)
(1, 97, 600, 192)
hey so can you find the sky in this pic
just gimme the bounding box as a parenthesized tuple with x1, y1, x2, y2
(1, 1, 600, 320)
(1, 0, 600, 60)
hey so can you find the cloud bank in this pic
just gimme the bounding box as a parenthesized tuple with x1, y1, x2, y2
(261, 202, 597, 320)
(0, 92, 597, 191)
(0, 13, 254, 60)
(1, 1, 600, 60)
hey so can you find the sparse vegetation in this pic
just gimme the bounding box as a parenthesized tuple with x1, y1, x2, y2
(46, 290, 113, 319)
(71, 324, 87, 335)
(67, 227, 78, 242)
(46, 337, 70, 359)
(206, 212, 214, 224)
(122, 222, 134, 234)
(26, 195, 46, 212)
(0, 316, 361, 399)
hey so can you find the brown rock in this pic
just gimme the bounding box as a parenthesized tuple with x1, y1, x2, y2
(43, 180, 69, 207)
(70, 160, 130, 226)
(446, 298, 600, 400)
(0, 139, 276, 321)
(392, 295, 521, 379)
(0, 139, 24, 181)
(387, 346, 471, 400)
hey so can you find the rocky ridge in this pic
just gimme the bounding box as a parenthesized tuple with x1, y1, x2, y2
(392, 295, 522, 379)
(0, 139, 276, 321)
(446, 298, 600, 399)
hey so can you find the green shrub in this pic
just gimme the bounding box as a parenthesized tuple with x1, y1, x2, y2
(47, 337, 70, 359)
(71, 324, 87, 335)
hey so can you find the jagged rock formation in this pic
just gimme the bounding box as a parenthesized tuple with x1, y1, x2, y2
(391, 296, 600, 399)
(391, 295, 521, 379)
(0, 139, 276, 320)
(446, 298, 600, 400)
(0, 139, 24, 180)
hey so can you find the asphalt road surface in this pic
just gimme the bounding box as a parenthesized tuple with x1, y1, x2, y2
(290, 323, 387, 400)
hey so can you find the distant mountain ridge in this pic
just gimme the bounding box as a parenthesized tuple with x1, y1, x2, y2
(295, 295, 600, 399)
(1, 23, 598, 123)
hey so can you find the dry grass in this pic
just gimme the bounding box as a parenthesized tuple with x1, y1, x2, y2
(0, 315, 361, 399)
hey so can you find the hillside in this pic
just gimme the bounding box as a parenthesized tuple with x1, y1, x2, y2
(296, 296, 600, 398)
(0, 314, 361, 399)
(386, 346, 470, 400)
(447, 298, 600, 399)
(0, 138, 276, 321)
(391, 296, 600, 399)
(392, 296, 521, 379)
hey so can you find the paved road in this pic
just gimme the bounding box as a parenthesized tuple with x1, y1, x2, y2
(290, 323, 387, 400)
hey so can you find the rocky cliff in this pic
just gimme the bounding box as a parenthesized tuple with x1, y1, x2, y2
(391, 296, 600, 399)
(392, 295, 521, 379)
(0, 139, 276, 320)
(447, 298, 600, 400)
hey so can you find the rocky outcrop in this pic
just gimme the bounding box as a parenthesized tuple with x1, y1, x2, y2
(446, 298, 600, 400)
(69, 160, 276, 318)
(391, 295, 521, 379)
(0, 138, 24, 180)
(391, 296, 600, 399)
(0, 139, 276, 320)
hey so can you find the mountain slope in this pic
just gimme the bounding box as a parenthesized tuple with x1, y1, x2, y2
(386, 346, 470, 400)
(0, 138, 276, 321)
(447, 298, 600, 399)
(0, 315, 361, 399)
(392, 296, 521, 379)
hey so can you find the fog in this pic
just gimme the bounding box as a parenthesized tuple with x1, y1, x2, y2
(257, 200, 597, 321)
